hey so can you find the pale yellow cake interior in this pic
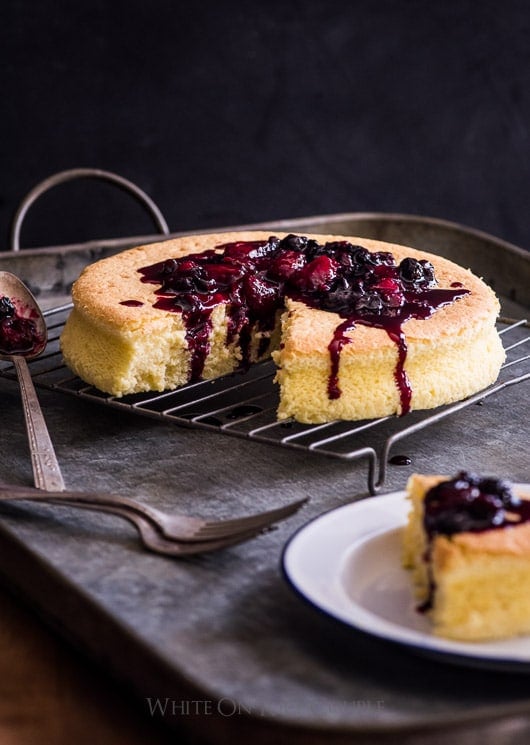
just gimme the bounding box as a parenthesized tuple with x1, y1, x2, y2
(60, 231, 505, 422)
(403, 474, 530, 642)
(273, 301, 504, 422)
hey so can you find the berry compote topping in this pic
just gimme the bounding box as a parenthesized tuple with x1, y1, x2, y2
(418, 471, 527, 612)
(0, 295, 43, 355)
(137, 234, 469, 409)
(424, 471, 529, 537)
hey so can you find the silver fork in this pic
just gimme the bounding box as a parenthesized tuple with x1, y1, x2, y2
(56, 502, 271, 556)
(0, 487, 269, 556)
(0, 483, 308, 543)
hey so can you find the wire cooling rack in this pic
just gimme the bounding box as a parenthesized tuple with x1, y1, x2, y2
(1, 305, 528, 494)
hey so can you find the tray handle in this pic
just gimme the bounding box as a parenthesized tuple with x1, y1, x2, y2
(9, 168, 170, 251)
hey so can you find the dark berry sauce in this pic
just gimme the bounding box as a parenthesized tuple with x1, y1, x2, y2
(328, 319, 354, 399)
(424, 471, 529, 537)
(0, 295, 43, 355)
(389, 454, 412, 466)
(419, 471, 528, 611)
(120, 299, 144, 307)
(137, 234, 469, 411)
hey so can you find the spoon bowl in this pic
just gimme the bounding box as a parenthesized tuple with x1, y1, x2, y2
(0, 271, 47, 359)
(0, 271, 64, 491)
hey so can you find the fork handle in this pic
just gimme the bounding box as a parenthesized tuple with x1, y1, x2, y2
(12, 356, 65, 492)
(0, 483, 170, 529)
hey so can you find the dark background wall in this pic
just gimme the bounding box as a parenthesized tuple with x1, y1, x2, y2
(2, 0, 530, 251)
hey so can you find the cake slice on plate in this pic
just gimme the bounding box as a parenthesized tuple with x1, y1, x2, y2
(403, 472, 530, 641)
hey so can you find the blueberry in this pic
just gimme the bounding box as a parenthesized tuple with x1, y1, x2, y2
(324, 240, 352, 252)
(350, 247, 370, 265)
(0, 296, 16, 320)
(267, 236, 281, 252)
(399, 258, 436, 288)
(160, 258, 180, 276)
(280, 234, 309, 252)
(455, 470, 481, 487)
(399, 258, 424, 283)
(321, 276, 359, 313)
(303, 239, 324, 262)
(355, 292, 383, 313)
(369, 251, 395, 267)
(419, 260, 435, 285)
(469, 493, 505, 519)
(479, 477, 519, 508)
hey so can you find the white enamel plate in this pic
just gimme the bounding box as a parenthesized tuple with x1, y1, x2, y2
(282, 487, 530, 671)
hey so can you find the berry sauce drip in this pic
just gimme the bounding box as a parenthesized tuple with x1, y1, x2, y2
(419, 471, 529, 612)
(120, 299, 144, 307)
(389, 454, 412, 466)
(137, 234, 469, 406)
(0, 295, 42, 354)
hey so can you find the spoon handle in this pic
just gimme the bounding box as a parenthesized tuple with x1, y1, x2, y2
(12, 356, 65, 492)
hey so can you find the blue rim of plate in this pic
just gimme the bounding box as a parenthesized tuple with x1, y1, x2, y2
(281, 486, 530, 673)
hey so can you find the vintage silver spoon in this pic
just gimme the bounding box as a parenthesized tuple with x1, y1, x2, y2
(0, 271, 65, 491)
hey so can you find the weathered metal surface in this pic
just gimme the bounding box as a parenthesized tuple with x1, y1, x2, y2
(0, 214, 528, 744)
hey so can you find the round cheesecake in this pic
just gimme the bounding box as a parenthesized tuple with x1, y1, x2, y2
(60, 231, 505, 423)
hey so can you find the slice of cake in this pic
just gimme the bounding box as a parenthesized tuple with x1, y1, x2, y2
(403, 472, 530, 641)
(60, 231, 505, 423)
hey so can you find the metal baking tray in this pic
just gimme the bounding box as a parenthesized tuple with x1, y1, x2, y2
(0, 194, 529, 744)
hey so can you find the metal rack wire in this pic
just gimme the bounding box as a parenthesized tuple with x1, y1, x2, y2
(1, 305, 528, 494)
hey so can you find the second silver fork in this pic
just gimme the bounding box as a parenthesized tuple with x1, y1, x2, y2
(0, 483, 308, 543)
